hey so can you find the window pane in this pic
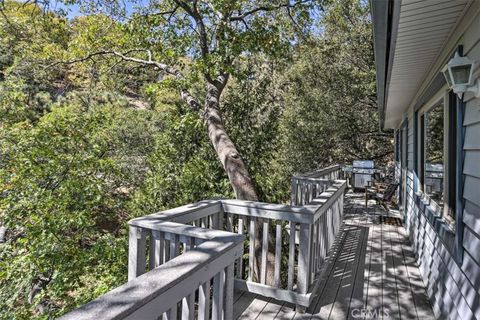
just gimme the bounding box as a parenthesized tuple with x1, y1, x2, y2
(424, 102, 444, 211)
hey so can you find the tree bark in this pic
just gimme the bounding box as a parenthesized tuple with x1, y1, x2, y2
(203, 81, 258, 202)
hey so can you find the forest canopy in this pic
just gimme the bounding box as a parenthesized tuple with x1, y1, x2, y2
(0, 0, 391, 318)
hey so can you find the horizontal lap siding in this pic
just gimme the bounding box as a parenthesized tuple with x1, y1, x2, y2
(406, 195, 479, 320)
(403, 11, 480, 319)
(463, 29, 480, 309)
(406, 114, 415, 230)
(407, 114, 414, 171)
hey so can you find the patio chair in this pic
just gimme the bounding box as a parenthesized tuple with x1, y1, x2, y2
(365, 182, 399, 209)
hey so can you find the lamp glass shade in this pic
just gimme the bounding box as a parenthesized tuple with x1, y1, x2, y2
(450, 64, 472, 85)
(442, 68, 453, 87)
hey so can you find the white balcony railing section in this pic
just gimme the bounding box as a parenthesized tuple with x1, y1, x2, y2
(291, 165, 344, 206)
(61, 167, 346, 320)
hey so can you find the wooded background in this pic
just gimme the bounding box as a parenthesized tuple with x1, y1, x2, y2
(0, 0, 392, 317)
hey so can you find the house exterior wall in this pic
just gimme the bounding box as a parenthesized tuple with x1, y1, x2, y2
(394, 7, 480, 320)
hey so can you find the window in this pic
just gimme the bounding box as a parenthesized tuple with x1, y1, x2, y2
(424, 101, 444, 210)
(419, 92, 457, 227)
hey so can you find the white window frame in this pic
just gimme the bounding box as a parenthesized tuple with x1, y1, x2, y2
(418, 89, 456, 228)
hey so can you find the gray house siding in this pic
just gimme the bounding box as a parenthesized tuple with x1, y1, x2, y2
(398, 10, 480, 320)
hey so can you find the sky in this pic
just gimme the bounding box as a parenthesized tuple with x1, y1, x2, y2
(50, 0, 149, 19)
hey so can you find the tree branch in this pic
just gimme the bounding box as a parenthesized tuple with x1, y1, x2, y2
(174, 0, 213, 82)
(229, 0, 311, 21)
(53, 49, 203, 112)
(57, 49, 182, 79)
(151, 5, 179, 18)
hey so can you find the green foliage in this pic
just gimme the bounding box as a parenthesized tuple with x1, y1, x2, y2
(1, 97, 124, 317)
(0, 1, 68, 125)
(278, 0, 392, 175)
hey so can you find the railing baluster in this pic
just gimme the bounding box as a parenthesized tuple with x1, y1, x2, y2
(318, 217, 323, 271)
(164, 304, 177, 320)
(274, 220, 282, 288)
(237, 216, 244, 278)
(164, 235, 171, 262)
(187, 236, 195, 251)
(181, 294, 194, 320)
(209, 214, 214, 229)
(128, 226, 146, 281)
(218, 211, 224, 230)
(198, 280, 211, 320)
(304, 182, 307, 204)
(329, 208, 334, 249)
(212, 270, 225, 320)
(309, 223, 315, 285)
(287, 221, 295, 290)
(291, 179, 296, 205)
(248, 217, 256, 281)
(170, 234, 179, 260)
(312, 218, 318, 275)
(227, 213, 233, 232)
(296, 182, 300, 205)
(224, 264, 235, 320)
(261, 219, 269, 285)
(149, 230, 163, 270)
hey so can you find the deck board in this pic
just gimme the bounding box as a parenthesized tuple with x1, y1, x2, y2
(232, 191, 435, 319)
(255, 299, 285, 319)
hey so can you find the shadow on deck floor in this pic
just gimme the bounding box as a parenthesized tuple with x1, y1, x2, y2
(232, 191, 435, 320)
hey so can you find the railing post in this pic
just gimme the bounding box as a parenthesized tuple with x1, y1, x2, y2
(128, 226, 146, 281)
(340, 190, 345, 218)
(297, 223, 312, 294)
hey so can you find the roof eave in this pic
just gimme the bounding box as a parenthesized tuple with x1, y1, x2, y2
(371, 0, 401, 131)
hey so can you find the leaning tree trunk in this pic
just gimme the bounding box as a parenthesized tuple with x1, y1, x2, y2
(203, 83, 258, 202)
(204, 82, 276, 284)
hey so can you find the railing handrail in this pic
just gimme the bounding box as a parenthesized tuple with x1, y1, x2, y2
(291, 165, 345, 207)
(309, 181, 346, 222)
(293, 164, 343, 179)
(128, 219, 235, 240)
(129, 181, 345, 226)
(130, 200, 222, 225)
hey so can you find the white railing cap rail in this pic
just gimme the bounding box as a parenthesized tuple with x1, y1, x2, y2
(293, 164, 343, 179)
(291, 176, 331, 183)
(60, 232, 243, 320)
(128, 219, 240, 241)
(129, 180, 346, 226)
(306, 181, 346, 221)
(129, 200, 222, 225)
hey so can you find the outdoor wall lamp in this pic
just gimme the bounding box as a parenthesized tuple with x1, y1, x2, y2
(442, 52, 480, 98)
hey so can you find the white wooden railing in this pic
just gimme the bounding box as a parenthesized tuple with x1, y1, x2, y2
(291, 164, 344, 206)
(61, 169, 347, 319)
(128, 180, 346, 309)
(60, 225, 243, 320)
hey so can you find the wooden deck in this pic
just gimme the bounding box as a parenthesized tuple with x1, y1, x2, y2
(232, 191, 435, 319)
